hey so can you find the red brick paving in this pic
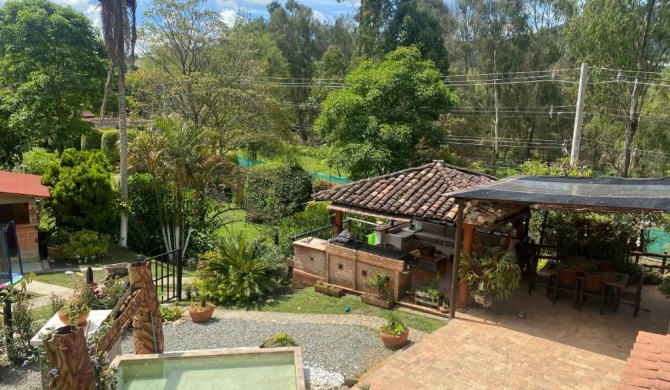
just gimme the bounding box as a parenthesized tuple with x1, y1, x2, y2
(359, 281, 670, 389)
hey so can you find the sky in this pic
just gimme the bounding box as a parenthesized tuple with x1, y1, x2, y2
(0, 0, 360, 29)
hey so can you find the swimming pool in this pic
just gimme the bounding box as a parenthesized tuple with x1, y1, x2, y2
(112, 347, 305, 390)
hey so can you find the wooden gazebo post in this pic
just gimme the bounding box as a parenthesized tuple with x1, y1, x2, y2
(333, 210, 343, 235)
(449, 200, 477, 318)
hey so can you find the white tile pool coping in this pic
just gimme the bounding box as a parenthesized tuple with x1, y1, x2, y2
(110, 346, 306, 390)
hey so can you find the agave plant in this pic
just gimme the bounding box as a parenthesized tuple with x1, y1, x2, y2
(197, 236, 282, 305)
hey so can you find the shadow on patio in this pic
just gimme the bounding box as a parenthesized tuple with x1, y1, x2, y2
(359, 280, 670, 389)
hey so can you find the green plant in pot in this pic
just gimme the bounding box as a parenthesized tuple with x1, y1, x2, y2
(459, 249, 521, 308)
(379, 312, 409, 349)
(58, 284, 93, 326)
(189, 283, 215, 323)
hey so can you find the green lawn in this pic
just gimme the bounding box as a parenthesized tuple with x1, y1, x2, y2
(215, 206, 264, 242)
(33, 270, 107, 288)
(255, 287, 446, 334)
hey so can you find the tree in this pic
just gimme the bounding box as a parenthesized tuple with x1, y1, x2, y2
(129, 115, 236, 257)
(314, 46, 458, 179)
(566, 0, 670, 177)
(0, 0, 106, 164)
(98, 0, 138, 248)
(41, 150, 115, 232)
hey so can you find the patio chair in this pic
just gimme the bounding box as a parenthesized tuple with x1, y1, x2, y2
(578, 274, 606, 314)
(613, 272, 644, 317)
(552, 268, 579, 308)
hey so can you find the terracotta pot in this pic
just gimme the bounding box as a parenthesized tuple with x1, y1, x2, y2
(380, 328, 409, 349)
(361, 294, 394, 309)
(57, 310, 89, 326)
(189, 304, 215, 323)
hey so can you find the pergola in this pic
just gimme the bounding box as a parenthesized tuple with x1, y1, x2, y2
(443, 175, 670, 318)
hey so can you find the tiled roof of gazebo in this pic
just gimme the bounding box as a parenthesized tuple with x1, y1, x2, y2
(312, 161, 526, 227)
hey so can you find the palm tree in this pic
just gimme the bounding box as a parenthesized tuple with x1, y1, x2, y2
(98, 0, 137, 247)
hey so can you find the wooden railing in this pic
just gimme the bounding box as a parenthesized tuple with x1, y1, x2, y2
(633, 251, 670, 275)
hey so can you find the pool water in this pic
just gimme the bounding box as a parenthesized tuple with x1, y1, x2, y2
(117, 351, 299, 390)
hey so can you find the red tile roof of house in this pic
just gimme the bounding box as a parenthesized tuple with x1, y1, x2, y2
(0, 171, 50, 198)
(312, 161, 526, 226)
(619, 331, 670, 390)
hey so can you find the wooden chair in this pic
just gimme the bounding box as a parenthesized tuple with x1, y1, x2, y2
(578, 274, 606, 314)
(614, 272, 644, 317)
(552, 268, 579, 308)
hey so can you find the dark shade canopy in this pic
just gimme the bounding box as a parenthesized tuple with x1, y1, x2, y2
(444, 175, 670, 213)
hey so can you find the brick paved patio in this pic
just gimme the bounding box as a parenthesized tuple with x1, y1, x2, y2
(359, 280, 670, 389)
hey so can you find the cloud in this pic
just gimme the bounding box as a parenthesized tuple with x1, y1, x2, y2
(51, 0, 102, 29)
(220, 9, 238, 27)
(312, 9, 332, 24)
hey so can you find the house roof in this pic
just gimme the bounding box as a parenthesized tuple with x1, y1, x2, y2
(0, 171, 49, 198)
(312, 161, 526, 226)
(619, 331, 670, 389)
(444, 175, 670, 213)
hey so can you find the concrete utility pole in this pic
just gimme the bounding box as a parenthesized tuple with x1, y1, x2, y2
(570, 62, 589, 167)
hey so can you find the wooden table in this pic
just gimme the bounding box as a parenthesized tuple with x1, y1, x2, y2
(410, 249, 449, 273)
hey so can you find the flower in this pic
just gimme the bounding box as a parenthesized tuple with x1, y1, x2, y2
(48, 368, 58, 376)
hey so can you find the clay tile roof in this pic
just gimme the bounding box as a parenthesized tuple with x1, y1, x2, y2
(619, 331, 670, 390)
(312, 161, 525, 226)
(0, 171, 50, 198)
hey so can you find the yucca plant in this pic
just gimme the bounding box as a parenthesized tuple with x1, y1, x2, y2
(197, 235, 282, 305)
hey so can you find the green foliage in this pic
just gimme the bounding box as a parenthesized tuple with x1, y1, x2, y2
(459, 250, 521, 301)
(275, 202, 330, 255)
(0, 0, 106, 159)
(314, 46, 458, 180)
(60, 279, 94, 324)
(48, 293, 67, 317)
(369, 271, 390, 300)
(57, 229, 110, 263)
(1, 290, 37, 365)
(41, 149, 115, 232)
(260, 332, 298, 348)
(519, 159, 592, 177)
(159, 305, 184, 322)
(380, 312, 407, 336)
(659, 277, 670, 298)
(19, 148, 59, 175)
(101, 129, 120, 164)
(81, 129, 103, 150)
(197, 236, 284, 305)
(244, 163, 313, 223)
(127, 174, 170, 255)
(91, 278, 127, 310)
(312, 178, 337, 193)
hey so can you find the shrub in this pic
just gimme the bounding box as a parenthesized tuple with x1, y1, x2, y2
(244, 163, 312, 223)
(91, 278, 127, 310)
(659, 276, 670, 298)
(100, 129, 120, 164)
(260, 333, 298, 348)
(128, 174, 168, 255)
(81, 129, 103, 150)
(197, 236, 284, 305)
(48, 293, 67, 317)
(312, 178, 337, 193)
(159, 305, 184, 322)
(275, 202, 330, 255)
(58, 229, 110, 263)
(41, 149, 115, 232)
(20, 148, 60, 175)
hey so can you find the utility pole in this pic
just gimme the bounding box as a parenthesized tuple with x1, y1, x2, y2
(570, 62, 589, 167)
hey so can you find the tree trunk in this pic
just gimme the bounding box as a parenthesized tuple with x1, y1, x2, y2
(99, 63, 114, 122)
(620, 79, 639, 178)
(119, 64, 128, 248)
(43, 326, 95, 390)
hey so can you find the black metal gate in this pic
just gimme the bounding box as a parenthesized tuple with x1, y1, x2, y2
(148, 249, 183, 303)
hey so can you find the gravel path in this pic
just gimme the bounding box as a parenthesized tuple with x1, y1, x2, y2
(1, 309, 431, 390)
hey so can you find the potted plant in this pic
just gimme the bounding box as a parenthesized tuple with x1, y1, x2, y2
(420, 242, 436, 257)
(379, 312, 409, 349)
(58, 287, 93, 326)
(189, 284, 215, 323)
(414, 277, 440, 308)
(314, 280, 345, 297)
(459, 249, 521, 308)
(361, 271, 394, 309)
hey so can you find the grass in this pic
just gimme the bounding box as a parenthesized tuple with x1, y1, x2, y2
(249, 287, 446, 334)
(33, 270, 107, 288)
(215, 205, 264, 242)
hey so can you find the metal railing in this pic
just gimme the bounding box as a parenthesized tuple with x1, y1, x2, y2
(146, 249, 182, 302)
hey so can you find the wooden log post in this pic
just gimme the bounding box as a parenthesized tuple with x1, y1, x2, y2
(128, 261, 164, 354)
(459, 224, 475, 310)
(43, 326, 95, 390)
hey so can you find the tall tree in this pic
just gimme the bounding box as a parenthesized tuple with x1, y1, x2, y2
(0, 0, 106, 165)
(98, 0, 137, 247)
(314, 46, 458, 179)
(566, 0, 670, 177)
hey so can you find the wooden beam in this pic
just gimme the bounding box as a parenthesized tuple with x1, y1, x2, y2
(333, 210, 343, 235)
(459, 223, 475, 310)
(449, 200, 464, 319)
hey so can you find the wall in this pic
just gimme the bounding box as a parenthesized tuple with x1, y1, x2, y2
(0, 199, 40, 261)
(292, 238, 410, 300)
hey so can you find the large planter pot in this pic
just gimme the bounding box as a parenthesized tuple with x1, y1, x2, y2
(57, 310, 89, 326)
(314, 283, 345, 297)
(189, 304, 215, 323)
(361, 294, 394, 309)
(47, 246, 61, 260)
(380, 328, 409, 349)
